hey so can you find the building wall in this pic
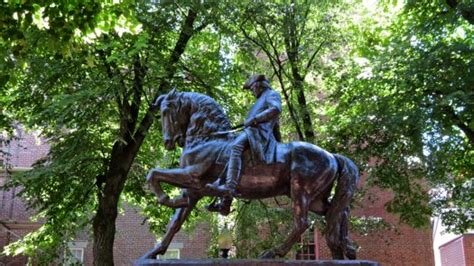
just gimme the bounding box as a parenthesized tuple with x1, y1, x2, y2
(1, 128, 210, 265)
(463, 234, 474, 266)
(0, 127, 441, 265)
(432, 215, 474, 266)
(0, 128, 47, 266)
(314, 177, 435, 266)
(439, 234, 474, 266)
(439, 236, 465, 266)
(80, 205, 211, 265)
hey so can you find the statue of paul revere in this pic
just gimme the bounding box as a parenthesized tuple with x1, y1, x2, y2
(206, 74, 282, 215)
(143, 73, 360, 260)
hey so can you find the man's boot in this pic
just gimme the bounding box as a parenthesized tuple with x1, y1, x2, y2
(207, 136, 245, 196)
(206, 165, 240, 196)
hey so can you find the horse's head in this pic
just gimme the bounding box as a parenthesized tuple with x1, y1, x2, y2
(155, 89, 187, 150)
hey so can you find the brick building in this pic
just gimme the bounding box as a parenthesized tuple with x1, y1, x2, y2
(0, 128, 210, 265)
(0, 128, 48, 265)
(438, 234, 474, 266)
(432, 214, 474, 266)
(0, 127, 447, 265)
(313, 185, 435, 265)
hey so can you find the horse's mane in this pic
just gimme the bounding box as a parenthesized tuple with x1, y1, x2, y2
(179, 92, 234, 148)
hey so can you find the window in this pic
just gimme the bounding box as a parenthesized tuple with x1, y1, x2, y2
(296, 227, 319, 260)
(66, 241, 87, 264)
(67, 248, 84, 263)
(157, 249, 180, 259)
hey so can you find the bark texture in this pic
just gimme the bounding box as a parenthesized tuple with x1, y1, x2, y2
(92, 9, 198, 265)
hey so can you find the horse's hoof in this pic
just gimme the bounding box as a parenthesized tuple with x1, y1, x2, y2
(140, 250, 157, 260)
(259, 250, 276, 259)
(345, 245, 357, 260)
(141, 245, 167, 260)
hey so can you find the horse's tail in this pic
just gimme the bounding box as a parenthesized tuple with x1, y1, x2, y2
(333, 154, 360, 197)
(325, 154, 360, 259)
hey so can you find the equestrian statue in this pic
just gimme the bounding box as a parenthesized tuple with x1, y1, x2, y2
(143, 74, 360, 260)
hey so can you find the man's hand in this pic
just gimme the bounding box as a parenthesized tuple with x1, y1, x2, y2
(244, 117, 258, 127)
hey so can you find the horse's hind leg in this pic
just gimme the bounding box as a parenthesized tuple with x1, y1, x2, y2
(340, 206, 357, 259)
(141, 197, 200, 259)
(326, 154, 359, 259)
(325, 205, 345, 259)
(261, 184, 310, 258)
(325, 190, 357, 259)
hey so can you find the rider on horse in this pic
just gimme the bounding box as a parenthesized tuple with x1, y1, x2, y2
(206, 74, 282, 213)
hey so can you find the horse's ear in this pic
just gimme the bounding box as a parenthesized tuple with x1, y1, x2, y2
(256, 74, 266, 82)
(152, 95, 165, 110)
(167, 88, 177, 99)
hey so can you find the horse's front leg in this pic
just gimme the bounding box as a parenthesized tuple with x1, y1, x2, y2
(146, 173, 189, 208)
(141, 197, 200, 259)
(159, 192, 189, 208)
(146, 164, 207, 190)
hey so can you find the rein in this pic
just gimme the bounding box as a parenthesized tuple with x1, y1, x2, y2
(186, 123, 245, 139)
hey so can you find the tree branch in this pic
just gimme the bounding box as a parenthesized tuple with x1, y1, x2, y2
(130, 9, 198, 154)
(445, 0, 474, 25)
(432, 89, 474, 144)
(181, 63, 215, 97)
(255, 19, 283, 67)
(97, 48, 133, 141)
(297, 0, 311, 48)
(443, 106, 474, 144)
(304, 40, 326, 76)
(240, 14, 305, 140)
(239, 19, 279, 65)
(130, 54, 145, 133)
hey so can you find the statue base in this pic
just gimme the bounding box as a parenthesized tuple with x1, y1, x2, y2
(134, 259, 380, 266)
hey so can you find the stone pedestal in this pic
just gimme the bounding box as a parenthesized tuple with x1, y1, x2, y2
(134, 259, 380, 266)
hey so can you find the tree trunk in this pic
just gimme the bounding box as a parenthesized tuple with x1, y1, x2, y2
(93, 144, 131, 266)
(293, 72, 315, 143)
(93, 183, 119, 266)
(91, 9, 198, 265)
(283, 2, 316, 143)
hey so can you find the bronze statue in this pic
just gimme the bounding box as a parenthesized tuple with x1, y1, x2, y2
(143, 76, 360, 260)
(206, 74, 282, 214)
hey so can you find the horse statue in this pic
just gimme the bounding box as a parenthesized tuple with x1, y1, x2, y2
(143, 89, 360, 260)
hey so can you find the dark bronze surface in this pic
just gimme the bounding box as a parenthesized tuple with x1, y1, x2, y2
(144, 85, 360, 260)
(134, 259, 380, 266)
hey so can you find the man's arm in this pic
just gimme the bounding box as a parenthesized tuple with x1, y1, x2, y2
(246, 91, 282, 126)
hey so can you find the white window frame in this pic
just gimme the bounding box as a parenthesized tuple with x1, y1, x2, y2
(66, 241, 87, 264)
(155, 242, 183, 259)
(157, 248, 180, 259)
(69, 247, 84, 263)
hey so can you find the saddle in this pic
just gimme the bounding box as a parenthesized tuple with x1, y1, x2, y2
(215, 142, 288, 167)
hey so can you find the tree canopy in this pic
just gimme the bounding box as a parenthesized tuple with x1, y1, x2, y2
(1, 0, 473, 263)
(321, 0, 473, 232)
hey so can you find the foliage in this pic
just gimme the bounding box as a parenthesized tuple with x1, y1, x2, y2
(1, 0, 233, 262)
(232, 198, 294, 258)
(321, 0, 473, 233)
(1, 0, 473, 263)
(218, 0, 352, 143)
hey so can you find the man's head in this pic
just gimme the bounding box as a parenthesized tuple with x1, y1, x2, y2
(243, 74, 271, 97)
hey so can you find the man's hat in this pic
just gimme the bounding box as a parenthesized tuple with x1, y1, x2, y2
(243, 74, 268, 90)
